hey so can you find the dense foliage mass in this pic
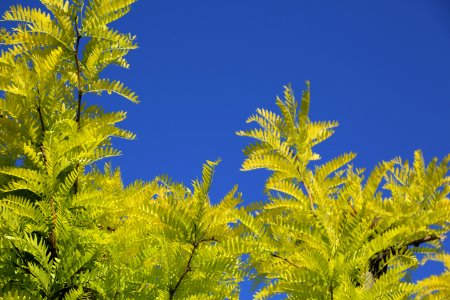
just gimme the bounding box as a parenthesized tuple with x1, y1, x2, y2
(0, 1, 448, 299)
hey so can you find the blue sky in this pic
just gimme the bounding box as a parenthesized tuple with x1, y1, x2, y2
(2, 0, 450, 298)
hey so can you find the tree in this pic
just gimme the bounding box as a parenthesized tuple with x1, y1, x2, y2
(0, 1, 245, 299)
(237, 84, 450, 299)
(0, 0, 141, 297)
(0, 1, 449, 299)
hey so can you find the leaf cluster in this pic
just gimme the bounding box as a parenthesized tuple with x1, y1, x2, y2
(0, 1, 449, 300)
(237, 84, 450, 299)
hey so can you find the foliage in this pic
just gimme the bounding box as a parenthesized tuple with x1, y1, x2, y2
(0, 1, 244, 298)
(0, 1, 449, 299)
(418, 254, 450, 299)
(237, 84, 450, 299)
(0, 0, 138, 297)
(103, 161, 246, 299)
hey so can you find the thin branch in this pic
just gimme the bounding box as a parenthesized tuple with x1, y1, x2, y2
(270, 252, 303, 270)
(293, 155, 315, 211)
(302, 180, 315, 212)
(49, 198, 58, 259)
(409, 235, 441, 247)
(36, 91, 58, 258)
(346, 197, 358, 216)
(36, 93, 48, 162)
(73, 15, 83, 195)
(169, 237, 218, 299)
(36, 105, 45, 134)
(35, 87, 46, 137)
(169, 243, 197, 299)
(369, 234, 442, 278)
(73, 16, 83, 128)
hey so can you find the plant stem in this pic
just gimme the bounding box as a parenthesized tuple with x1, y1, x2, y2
(74, 17, 83, 129)
(369, 234, 441, 278)
(271, 252, 302, 270)
(37, 105, 45, 134)
(73, 16, 83, 195)
(169, 243, 198, 299)
(169, 237, 217, 299)
(36, 92, 58, 258)
(49, 198, 58, 258)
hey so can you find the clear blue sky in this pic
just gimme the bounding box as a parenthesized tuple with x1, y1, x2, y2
(2, 0, 450, 298)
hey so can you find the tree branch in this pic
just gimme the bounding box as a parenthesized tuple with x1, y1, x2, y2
(36, 104, 45, 134)
(74, 16, 83, 129)
(169, 243, 197, 299)
(270, 252, 303, 270)
(293, 155, 315, 211)
(35, 91, 58, 258)
(409, 235, 441, 247)
(369, 234, 442, 278)
(49, 198, 58, 259)
(169, 237, 218, 299)
(73, 16, 83, 195)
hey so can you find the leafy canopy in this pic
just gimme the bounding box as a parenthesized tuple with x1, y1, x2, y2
(237, 84, 450, 299)
(0, 1, 449, 299)
(0, 1, 245, 298)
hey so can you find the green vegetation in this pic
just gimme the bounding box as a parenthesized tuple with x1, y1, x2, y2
(0, 1, 448, 299)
